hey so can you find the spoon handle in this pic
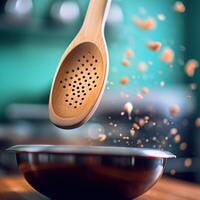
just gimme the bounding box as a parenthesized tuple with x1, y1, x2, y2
(81, 0, 112, 34)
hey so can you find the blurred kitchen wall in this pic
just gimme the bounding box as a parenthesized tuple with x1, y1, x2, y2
(0, 0, 185, 119)
(1, 0, 200, 183)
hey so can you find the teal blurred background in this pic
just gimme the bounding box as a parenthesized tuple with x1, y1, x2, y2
(0, 0, 188, 118)
(0, 0, 200, 184)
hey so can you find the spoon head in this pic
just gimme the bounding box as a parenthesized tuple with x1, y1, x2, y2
(8, 145, 175, 200)
(49, 42, 108, 129)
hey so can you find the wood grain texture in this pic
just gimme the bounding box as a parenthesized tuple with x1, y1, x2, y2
(49, 0, 111, 129)
(0, 176, 199, 200)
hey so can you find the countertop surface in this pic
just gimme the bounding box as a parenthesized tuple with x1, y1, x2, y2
(0, 176, 200, 200)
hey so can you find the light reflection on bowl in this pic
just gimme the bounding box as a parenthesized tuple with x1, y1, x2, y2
(8, 145, 175, 200)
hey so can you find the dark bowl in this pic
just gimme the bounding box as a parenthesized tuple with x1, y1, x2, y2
(8, 145, 175, 200)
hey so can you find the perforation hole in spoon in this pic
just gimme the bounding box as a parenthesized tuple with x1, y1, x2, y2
(52, 42, 104, 120)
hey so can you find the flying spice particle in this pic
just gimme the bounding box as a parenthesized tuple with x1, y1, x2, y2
(138, 7, 146, 15)
(139, 118, 145, 126)
(160, 81, 165, 87)
(120, 112, 125, 116)
(174, 134, 181, 143)
(184, 59, 199, 77)
(186, 95, 192, 100)
(132, 17, 156, 31)
(147, 41, 161, 51)
(138, 62, 147, 73)
(124, 102, 133, 120)
(161, 140, 167, 146)
(189, 83, 197, 91)
(135, 93, 144, 101)
(169, 105, 180, 117)
(120, 91, 129, 99)
(141, 87, 150, 95)
(98, 134, 107, 142)
(184, 158, 192, 168)
(170, 128, 178, 135)
(130, 128, 136, 136)
(108, 132, 112, 136)
(137, 139, 142, 145)
(125, 49, 134, 58)
(148, 61, 153, 65)
(152, 136, 157, 141)
(180, 142, 187, 151)
(132, 123, 140, 130)
(157, 14, 166, 21)
(161, 48, 174, 64)
(121, 59, 130, 67)
(170, 169, 176, 175)
(195, 117, 200, 128)
(174, 1, 186, 13)
(145, 138, 149, 143)
(163, 118, 170, 125)
(120, 77, 129, 85)
(144, 116, 150, 123)
(144, 116, 149, 120)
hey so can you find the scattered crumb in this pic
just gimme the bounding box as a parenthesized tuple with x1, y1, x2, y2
(121, 59, 130, 67)
(169, 105, 180, 117)
(147, 41, 161, 51)
(98, 134, 107, 142)
(125, 49, 134, 58)
(120, 77, 129, 85)
(161, 48, 174, 64)
(195, 117, 200, 128)
(174, 1, 186, 13)
(184, 158, 192, 168)
(132, 16, 156, 31)
(184, 59, 199, 77)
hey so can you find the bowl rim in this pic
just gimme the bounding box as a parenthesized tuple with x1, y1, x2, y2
(7, 145, 176, 159)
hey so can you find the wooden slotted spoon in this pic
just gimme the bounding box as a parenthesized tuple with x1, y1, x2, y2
(49, 0, 111, 129)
